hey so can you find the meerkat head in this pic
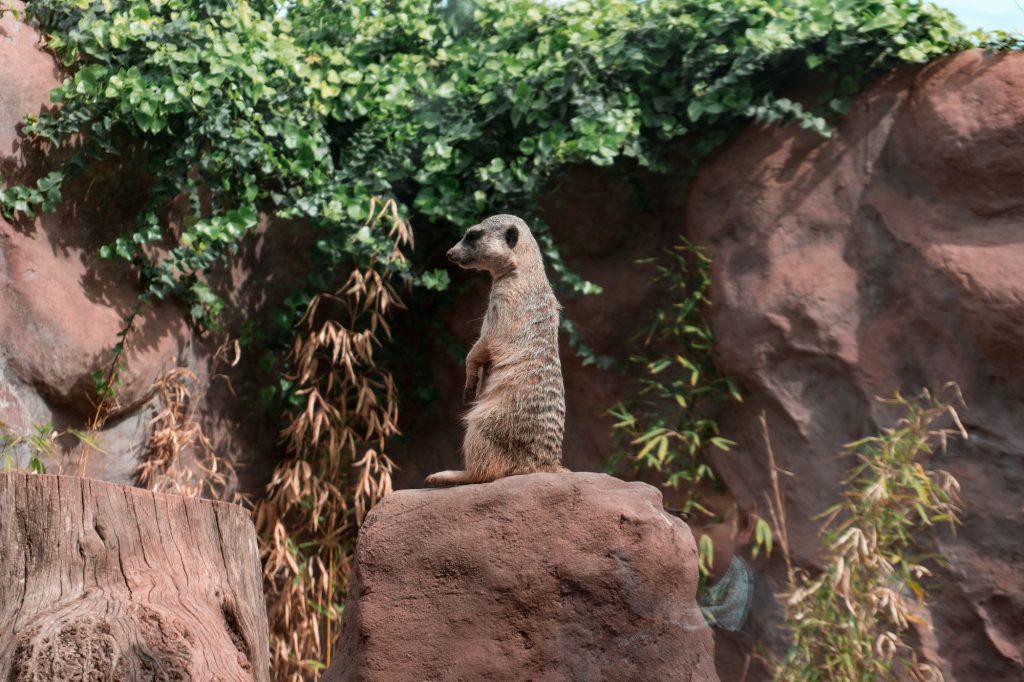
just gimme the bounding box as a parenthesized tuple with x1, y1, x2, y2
(446, 214, 536, 276)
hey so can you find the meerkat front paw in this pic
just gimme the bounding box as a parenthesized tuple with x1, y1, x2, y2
(464, 366, 486, 404)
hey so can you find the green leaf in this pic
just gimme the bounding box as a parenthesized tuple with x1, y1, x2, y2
(421, 269, 451, 291)
(686, 100, 703, 122)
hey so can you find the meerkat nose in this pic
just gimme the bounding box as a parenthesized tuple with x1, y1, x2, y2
(447, 248, 459, 262)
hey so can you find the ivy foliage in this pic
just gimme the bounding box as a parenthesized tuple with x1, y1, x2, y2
(10, 0, 968, 329)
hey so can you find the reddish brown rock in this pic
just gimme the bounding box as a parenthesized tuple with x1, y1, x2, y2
(0, 6, 279, 487)
(1, 4, 192, 415)
(0, 2, 59, 170)
(0, 472, 270, 681)
(688, 50, 1024, 680)
(0, 4, 190, 440)
(395, 49, 1024, 682)
(325, 472, 719, 682)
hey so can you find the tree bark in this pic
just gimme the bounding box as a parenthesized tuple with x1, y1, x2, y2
(0, 473, 269, 681)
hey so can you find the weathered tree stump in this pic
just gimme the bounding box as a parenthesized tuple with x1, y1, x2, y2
(0, 473, 269, 681)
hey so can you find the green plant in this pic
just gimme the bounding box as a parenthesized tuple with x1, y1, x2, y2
(0, 420, 101, 474)
(752, 516, 774, 559)
(974, 28, 1024, 50)
(0, 423, 50, 474)
(89, 306, 141, 429)
(690, 506, 772, 582)
(774, 387, 966, 682)
(0, 171, 62, 220)
(9, 0, 971, 323)
(610, 240, 741, 510)
(697, 532, 716, 576)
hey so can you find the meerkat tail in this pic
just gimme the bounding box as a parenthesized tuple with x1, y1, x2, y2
(424, 470, 477, 487)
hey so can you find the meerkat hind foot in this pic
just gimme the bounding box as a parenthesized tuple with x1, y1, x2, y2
(424, 470, 475, 487)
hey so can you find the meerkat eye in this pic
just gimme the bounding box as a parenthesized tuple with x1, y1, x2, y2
(465, 230, 483, 243)
(504, 226, 519, 249)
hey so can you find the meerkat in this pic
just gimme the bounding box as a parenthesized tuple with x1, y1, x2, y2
(425, 214, 567, 486)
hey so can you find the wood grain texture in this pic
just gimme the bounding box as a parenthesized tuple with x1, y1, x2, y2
(0, 473, 269, 681)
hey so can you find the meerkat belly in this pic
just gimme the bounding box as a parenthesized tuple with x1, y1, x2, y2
(476, 353, 564, 465)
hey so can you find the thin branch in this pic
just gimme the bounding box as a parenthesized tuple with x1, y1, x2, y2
(760, 411, 794, 588)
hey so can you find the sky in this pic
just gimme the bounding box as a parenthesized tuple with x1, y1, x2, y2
(940, 0, 1024, 31)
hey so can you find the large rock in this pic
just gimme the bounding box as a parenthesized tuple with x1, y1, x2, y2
(325, 473, 719, 681)
(390, 49, 1024, 681)
(0, 5, 282, 488)
(688, 49, 1024, 680)
(0, 3, 193, 482)
(0, 3, 191, 426)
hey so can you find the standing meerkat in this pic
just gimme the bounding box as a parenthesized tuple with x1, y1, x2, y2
(425, 214, 567, 486)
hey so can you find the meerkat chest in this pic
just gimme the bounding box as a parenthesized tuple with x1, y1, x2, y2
(480, 303, 496, 338)
(481, 291, 510, 336)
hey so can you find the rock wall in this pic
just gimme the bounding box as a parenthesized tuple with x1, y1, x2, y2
(688, 50, 1024, 680)
(0, 6, 281, 489)
(397, 50, 1024, 680)
(325, 473, 719, 682)
(1, 6, 175, 481)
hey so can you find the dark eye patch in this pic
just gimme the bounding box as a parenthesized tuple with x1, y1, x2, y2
(504, 225, 518, 248)
(464, 230, 483, 243)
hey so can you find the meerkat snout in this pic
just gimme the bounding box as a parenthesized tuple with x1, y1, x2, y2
(446, 243, 467, 265)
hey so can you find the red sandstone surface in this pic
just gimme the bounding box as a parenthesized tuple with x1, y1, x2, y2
(325, 473, 719, 682)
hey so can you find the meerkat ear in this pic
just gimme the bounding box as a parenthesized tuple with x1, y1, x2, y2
(504, 225, 519, 249)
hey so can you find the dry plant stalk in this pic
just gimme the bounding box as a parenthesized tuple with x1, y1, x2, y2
(760, 411, 794, 586)
(135, 367, 233, 499)
(774, 386, 966, 682)
(255, 198, 410, 681)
